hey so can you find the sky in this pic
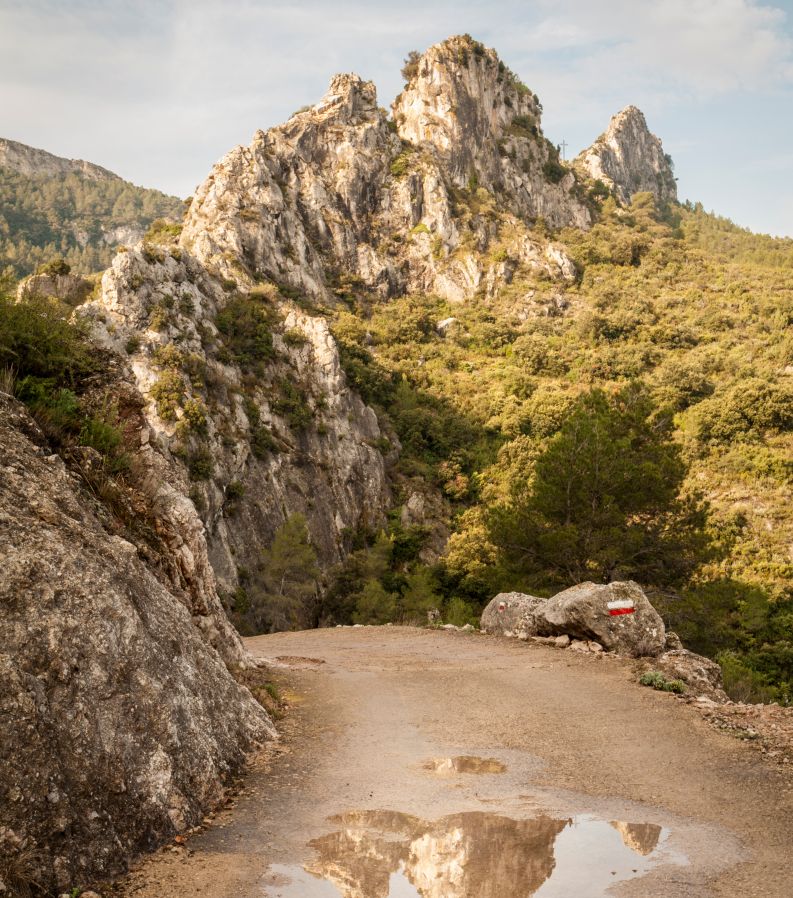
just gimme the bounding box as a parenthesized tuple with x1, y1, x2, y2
(1, 0, 792, 236)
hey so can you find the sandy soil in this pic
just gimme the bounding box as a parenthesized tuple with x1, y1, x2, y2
(115, 626, 793, 898)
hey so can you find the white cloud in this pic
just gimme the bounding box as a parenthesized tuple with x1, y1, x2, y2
(0, 0, 791, 232)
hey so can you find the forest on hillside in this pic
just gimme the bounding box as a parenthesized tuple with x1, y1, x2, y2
(311, 198, 792, 704)
(0, 166, 183, 277)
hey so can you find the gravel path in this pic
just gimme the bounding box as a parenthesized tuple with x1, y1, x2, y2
(116, 626, 793, 898)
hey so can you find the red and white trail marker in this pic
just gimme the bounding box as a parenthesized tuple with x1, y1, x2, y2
(607, 599, 636, 617)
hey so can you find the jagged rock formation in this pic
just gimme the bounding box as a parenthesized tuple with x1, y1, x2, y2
(180, 37, 582, 308)
(0, 392, 273, 893)
(392, 35, 589, 229)
(0, 136, 119, 181)
(88, 36, 600, 587)
(575, 106, 677, 204)
(84, 242, 390, 588)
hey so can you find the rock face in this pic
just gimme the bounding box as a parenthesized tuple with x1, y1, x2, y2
(481, 581, 665, 657)
(84, 242, 391, 588)
(575, 106, 677, 205)
(0, 136, 119, 181)
(393, 36, 590, 229)
(180, 37, 582, 309)
(17, 270, 93, 306)
(0, 393, 274, 893)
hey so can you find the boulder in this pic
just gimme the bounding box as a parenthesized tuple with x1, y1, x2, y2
(536, 581, 666, 657)
(652, 649, 727, 701)
(481, 581, 666, 657)
(480, 592, 546, 640)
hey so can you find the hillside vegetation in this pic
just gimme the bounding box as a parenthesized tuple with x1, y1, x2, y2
(327, 196, 793, 703)
(0, 165, 183, 277)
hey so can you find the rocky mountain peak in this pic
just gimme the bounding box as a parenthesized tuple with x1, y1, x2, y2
(393, 35, 589, 229)
(575, 105, 677, 205)
(393, 35, 539, 169)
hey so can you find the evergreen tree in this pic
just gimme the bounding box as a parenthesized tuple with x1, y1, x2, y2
(488, 383, 708, 589)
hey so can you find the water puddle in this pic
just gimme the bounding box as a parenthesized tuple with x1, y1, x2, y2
(422, 755, 507, 775)
(262, 809, 677, 897)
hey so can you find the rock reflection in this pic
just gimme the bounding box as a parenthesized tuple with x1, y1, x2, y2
(609, 821, 663, 856)
(422, 756, 507, 775)
(267, 810, 670, 898)
(306, 810, 567, 898)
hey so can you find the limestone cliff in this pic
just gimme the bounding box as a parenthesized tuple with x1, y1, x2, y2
(84, 242, 390, 591)
(0, 393, 274, 894)
(392, 35, 590, 229)
(575, 106, 677, 205)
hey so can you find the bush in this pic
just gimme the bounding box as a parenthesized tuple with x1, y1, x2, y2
(216, 296, 275, 373)
(639, 671, 686, 694)
(401, 50, 421, 82)
(188, 447, 213, 480)
(150, 370, 184, 420)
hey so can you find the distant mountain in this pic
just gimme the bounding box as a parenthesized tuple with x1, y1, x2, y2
(0, 137, 183, 277)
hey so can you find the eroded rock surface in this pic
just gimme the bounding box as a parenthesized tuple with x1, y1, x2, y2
(575, 106, 677, 205)
(0, 393, 273, 892)
(480, 591, 546, 639)
(537, 581, 666, 656)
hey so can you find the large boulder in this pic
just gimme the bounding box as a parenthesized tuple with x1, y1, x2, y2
(480, 592, 546, 639)
(536, 581, 666, 657)
(481, 581, 666, 657)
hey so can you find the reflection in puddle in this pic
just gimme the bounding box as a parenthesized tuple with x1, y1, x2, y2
(423, 756, 507, 775)
(263, 810, 673, 897)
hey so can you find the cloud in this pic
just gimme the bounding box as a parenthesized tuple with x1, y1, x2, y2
(0, 0, 791, 233)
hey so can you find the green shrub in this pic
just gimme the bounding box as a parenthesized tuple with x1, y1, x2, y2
(639, 671, 686, 694)
(390, 151, 412, 178)
(273, 379, 312, 430)
(216, 296, 275, 373)
(188, 447, 213, 480)
(150, 370, 184, 420)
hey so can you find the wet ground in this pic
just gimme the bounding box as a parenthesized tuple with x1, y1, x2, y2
(118, 626, 793, 898)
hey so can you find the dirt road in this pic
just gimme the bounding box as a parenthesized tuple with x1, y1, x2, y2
(119, 626, 793, 898)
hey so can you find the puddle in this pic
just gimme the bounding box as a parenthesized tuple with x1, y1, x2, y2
(262, 809, 677, 897)
(423, 756, 507, 775)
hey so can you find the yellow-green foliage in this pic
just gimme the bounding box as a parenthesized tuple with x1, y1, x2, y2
(331, 194, 793, 701)
(0, 168, 183, 277)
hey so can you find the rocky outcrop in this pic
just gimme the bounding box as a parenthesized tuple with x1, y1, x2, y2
(17, 270, 93, 306)
(393, 35, 590, 229)
(481, 581, 665, 656)
(0, 393, 274, 893)
(575, 106, 677, 205)
(83, 243, 390, 588)
(180, 39, 580, 309)
(0, 136, 119, 182)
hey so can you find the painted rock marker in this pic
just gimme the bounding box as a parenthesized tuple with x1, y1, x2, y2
(607, 599, 636, 617)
